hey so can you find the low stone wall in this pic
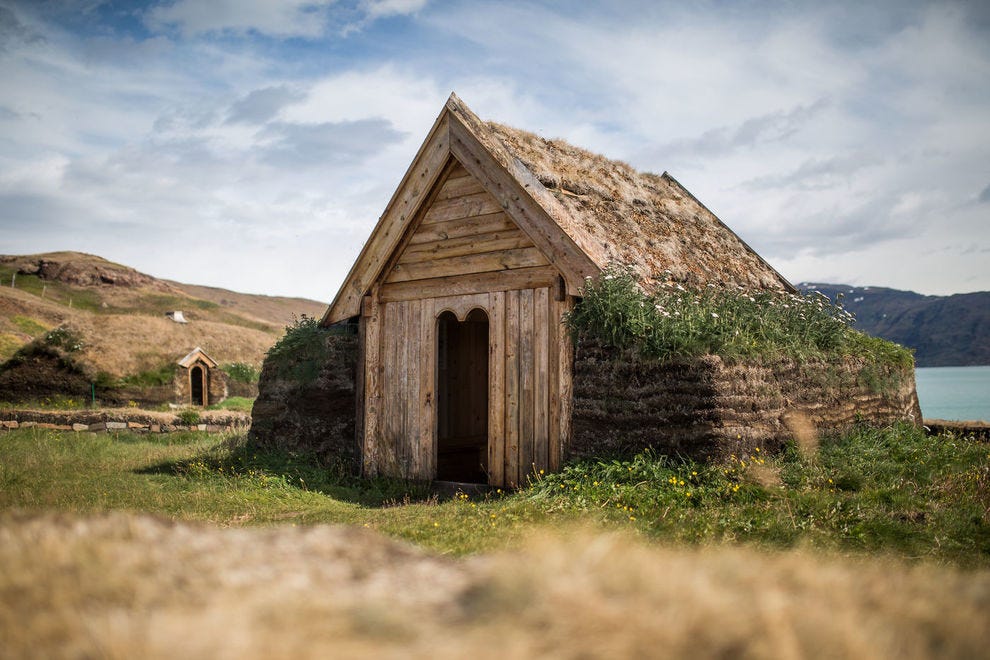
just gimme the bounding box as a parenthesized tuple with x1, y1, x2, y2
(249, 333, 359, 472)
(0, 409, 250, 434)
(570, 343, 922, 461)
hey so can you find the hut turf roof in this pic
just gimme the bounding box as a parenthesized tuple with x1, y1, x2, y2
(478, 120, 792, 293)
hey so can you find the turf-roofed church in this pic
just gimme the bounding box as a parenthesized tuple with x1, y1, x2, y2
(250, 94, 919, 488)
(320, 94, 791, 485)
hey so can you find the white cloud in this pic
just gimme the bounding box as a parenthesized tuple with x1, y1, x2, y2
(145, 0, 334, 38)
(361, 0, 428, 20)
(1, 0, 987, 300)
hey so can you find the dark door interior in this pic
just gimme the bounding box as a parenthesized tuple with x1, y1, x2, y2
(436, 309, 489, 483)
(191, 365, 205, 406)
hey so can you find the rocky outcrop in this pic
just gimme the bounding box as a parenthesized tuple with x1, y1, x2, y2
(249, 332, 359, 472)
(0, 253, 177, 291)
(570, 342, 922, 461)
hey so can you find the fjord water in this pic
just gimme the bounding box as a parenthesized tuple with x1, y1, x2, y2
(915, 366, 990, 422)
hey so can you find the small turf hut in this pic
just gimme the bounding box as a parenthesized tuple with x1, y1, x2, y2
(176, 347, 225, 407)
(252, 94, 919, 487)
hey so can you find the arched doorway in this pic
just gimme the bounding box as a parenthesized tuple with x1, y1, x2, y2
(190, 365, 207, 406)
(436, 308, 489, 483)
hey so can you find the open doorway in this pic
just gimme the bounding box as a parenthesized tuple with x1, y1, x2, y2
(436, 308, 489, 483)
(190, 365, 206, 406)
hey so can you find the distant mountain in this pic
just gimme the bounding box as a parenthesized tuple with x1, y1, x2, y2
(797, 283, 990, 367)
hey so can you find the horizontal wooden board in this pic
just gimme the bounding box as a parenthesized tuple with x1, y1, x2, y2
(385, 246, 549, 284)
(434, 174, 486, 201)
(421, 191, 503, 225)
(398, 228, 533, 264)
(379, 266, 559, 302)
(407, 212, 517, 245)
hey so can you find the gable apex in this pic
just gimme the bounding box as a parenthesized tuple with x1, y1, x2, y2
(320, 94, 597, 325)
(321, 94, 793, 326)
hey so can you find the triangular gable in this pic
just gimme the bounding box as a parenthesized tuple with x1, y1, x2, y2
(177, 347, 218, 369)
(321, 93, 793, 326)
(382, 162, 548, 285)
(321, 94, 598, 326)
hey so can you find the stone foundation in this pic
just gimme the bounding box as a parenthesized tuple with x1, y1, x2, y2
(0, 409, 250, 433)
(569, 343, 922, 461)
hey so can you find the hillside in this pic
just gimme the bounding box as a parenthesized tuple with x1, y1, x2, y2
(798, 283, 990, 367)
(0, 252, 326, 388)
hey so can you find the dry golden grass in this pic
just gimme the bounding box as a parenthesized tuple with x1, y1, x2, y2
(2, 512, 988, 659)
(1, 252, 327, 377)
(72, 315, 277, 377)
(782, 410, 820, 460)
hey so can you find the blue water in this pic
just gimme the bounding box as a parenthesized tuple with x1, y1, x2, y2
(915, 366, 990, 422)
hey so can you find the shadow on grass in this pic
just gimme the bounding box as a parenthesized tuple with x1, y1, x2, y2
(136, 435, 436, 508)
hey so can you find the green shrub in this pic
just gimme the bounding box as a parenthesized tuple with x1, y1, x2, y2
(566, 265, 913, 366)
(221, 362, 259, 384)
(178, 410, 201, 425)
(265, 316, 353, 384)
(43, 326, 85, 353)
(118, 363, 178, 387)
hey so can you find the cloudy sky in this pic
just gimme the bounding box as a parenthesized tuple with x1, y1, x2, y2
(1, 0, 988, 301)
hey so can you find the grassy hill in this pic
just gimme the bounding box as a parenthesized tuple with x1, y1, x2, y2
(0, 252, 326, 400)
(798, 283, 990, 367)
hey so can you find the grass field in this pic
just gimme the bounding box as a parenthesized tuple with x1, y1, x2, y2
(1, 423, 987, 562)
(2, 423, 989, 658)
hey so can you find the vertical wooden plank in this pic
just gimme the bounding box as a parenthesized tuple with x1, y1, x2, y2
(419, 297, 435, 480)
(363, 292, 381, 476)
(557, 296, 575, 464)
(355, 313, 366, 469)
(518, 288, 535, 483)
(534, 287, 549, 474)
(396, 300, 409, 477)
(504, 289, 520, 488)
(548, 293, 561, 472)
(488, 291, 505, 488)
(379, 301, 395, 476)
(406, 299, 422, 479)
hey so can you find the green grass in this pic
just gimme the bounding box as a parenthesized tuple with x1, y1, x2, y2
(0, 267, 103, 312)
(0, 423, 986, 563)
(11, 315, 48, 337)
(206, 396, 255, 412)
(0, 333, 22, 360)
(568, 265, 914, 367)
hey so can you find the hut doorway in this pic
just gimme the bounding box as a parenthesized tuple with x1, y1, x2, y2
(436, 308, 489, 483)
(190, 365, 207, 406)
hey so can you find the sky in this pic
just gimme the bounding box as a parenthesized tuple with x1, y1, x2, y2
(0, 0, 988, 302)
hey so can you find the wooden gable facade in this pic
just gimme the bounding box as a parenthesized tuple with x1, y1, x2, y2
(321, 94, 793, 488)
(323, 96, 599, 488)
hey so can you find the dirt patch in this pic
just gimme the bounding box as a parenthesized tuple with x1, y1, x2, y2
(2, 511, 988, 659)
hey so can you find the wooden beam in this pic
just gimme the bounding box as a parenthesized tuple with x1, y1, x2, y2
(505, 289, 520, 488)
(420, 191, 502, 225)
(398, 228, 531, 263)
(362, 288, 381, 476)
(488, 290, 505, 488)
(434, 173, 486, 201)
(379, 266, 558, 303)
(407, 212, 516, 245)
(385, 246, 549, 284)
(534, 286, 549, 474)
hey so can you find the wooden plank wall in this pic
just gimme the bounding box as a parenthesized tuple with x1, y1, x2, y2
(362, 159, 574, 487)
(380, 163, 557, 303)
(364, 288, 572, 488)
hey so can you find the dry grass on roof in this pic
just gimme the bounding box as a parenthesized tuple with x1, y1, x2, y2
(483, 121, 789, 293)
